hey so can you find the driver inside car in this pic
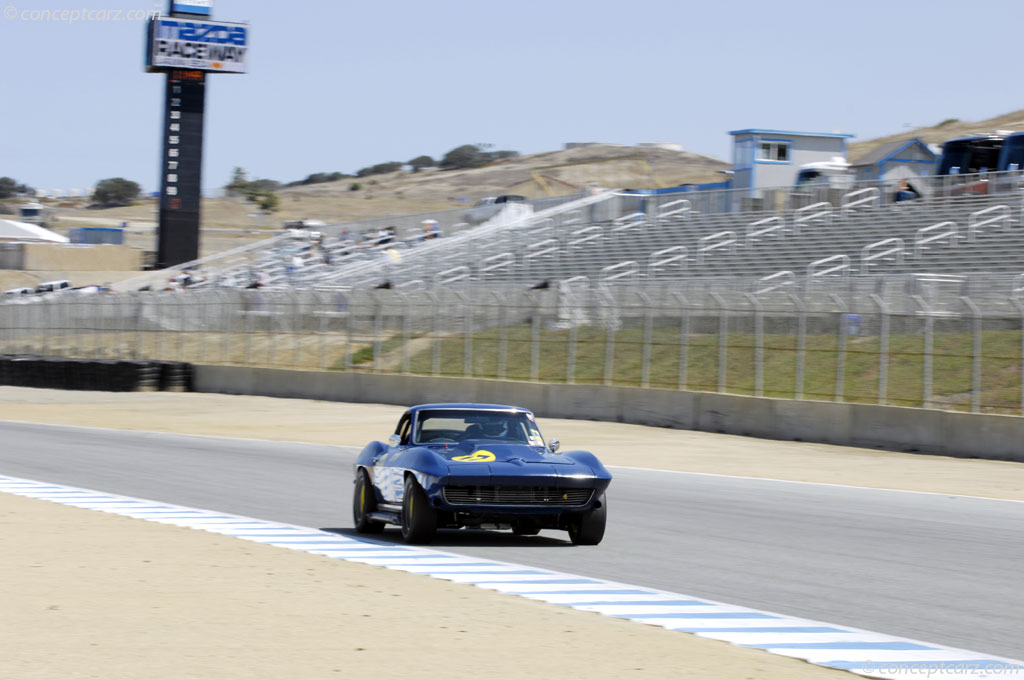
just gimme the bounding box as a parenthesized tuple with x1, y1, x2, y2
(465, 415, 512, 441)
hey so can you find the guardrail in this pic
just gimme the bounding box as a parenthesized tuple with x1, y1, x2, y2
(793, 202, 832, 232)
(967, 205, 1012, 242)
(914, 221, 959, 257)
(696, 231, 738, 265)
(745, 216, 787, 246)
(860, 238, 906, 274)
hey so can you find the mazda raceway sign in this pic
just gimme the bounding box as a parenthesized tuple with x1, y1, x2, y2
(147, 17, 248, 74)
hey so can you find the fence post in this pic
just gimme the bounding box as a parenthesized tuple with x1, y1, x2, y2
(914, 295, 934, 409)
(463, 292, 473, 378)
(38, 298, 50, 356)
(292, 289, 302, 369)
(711, 293, 728, 393)
(244, 295, 253, 366)
(831, 293, 847, 402)
(497, 294, 508, 380)
(788, 293, 807, 400)
(962, 296, 983, 413)
(318, 292, 329, 371)
(745, 293, 763, 397)
(195, 292, 207, 365)
(215, 291, 227, 365)
(431, 291, 441, 376)
(603, 307, 615, 387)
(401, 293, 412, 375)
(345, 292, 355, 370)
(530, 292, 541, 381)
(0, 302, 7, 353)
(673, 292, 690, 391)
(177, 294, 186, 362)
(134, 295, 144, 361)
(639, 291, 653, 388)
(265, 293, 274, 368)
(149, 295, 162, 360)
(566, 316, 577, 385)
(870, 293, 890, 405)
(1015, 299, 1024, 416)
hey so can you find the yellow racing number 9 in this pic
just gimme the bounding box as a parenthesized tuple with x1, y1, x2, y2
(452, 450, 496, 463)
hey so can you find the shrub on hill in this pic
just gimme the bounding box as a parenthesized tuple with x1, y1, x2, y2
(289, 171, 349, 186)
(92, 178, 140, 207)
(408, 155, 436, 172)
(439, 144, 519, 170)
(0, 177, 33, 199)
(356, 162, 403, 177)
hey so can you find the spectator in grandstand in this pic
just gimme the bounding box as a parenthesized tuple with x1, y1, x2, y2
(317, 241, 332, 266)
(421, 219, 441, 239)
(288, 254, 304, 279)
(246, 269, 269, 289)
(895, 178, 921, 202)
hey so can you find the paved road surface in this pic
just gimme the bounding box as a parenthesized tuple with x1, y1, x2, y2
(2, 420, 1020, 658)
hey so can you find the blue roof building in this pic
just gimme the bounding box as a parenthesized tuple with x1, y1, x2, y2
(849, 138, 937, 182)
(729, 129, 854, 197)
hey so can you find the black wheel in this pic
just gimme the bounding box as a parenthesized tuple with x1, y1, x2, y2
(512, 523, 541, 536)
(401, 476, 437, 544)
(568, 494, 606, 545)
(352, 470, 385, 534)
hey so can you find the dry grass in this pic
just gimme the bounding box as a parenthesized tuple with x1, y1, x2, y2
(42, 144, 730, 231)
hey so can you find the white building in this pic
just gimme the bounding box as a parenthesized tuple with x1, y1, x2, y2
(729, 129, 854, 196)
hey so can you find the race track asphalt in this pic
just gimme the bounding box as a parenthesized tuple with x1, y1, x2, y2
(2, 420, 1021, 659)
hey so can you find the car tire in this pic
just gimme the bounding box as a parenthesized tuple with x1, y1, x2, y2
(400, 476, 437, 544)
(567, 494, 606, 546)
(352, 470, 385, 534)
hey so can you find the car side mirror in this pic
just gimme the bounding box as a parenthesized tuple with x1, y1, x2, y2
(388, 434, 401, 447)
(547, 439, 560, 453)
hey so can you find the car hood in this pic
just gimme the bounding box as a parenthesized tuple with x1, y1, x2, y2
(436, 442, 574, 466)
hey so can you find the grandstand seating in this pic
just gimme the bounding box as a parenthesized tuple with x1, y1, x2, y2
(110, 175, 1024, 301)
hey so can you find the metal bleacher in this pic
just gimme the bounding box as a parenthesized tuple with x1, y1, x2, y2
(110, 171, 1024, 302)
(295, 184, 1024, 293)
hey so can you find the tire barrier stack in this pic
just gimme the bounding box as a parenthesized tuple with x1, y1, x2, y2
(0, 355, 193, 393)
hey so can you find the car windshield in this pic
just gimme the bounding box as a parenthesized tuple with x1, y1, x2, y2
(413, 409, 543, 446)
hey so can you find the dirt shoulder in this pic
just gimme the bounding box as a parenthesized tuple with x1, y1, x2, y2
(1, 491, 850, 680)
(0, 386, 1022, 500)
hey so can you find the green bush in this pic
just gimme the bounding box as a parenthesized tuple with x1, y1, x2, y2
(92, 178, 141, 207)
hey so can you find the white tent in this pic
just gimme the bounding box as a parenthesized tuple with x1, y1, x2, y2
(0, 219, 69, 243)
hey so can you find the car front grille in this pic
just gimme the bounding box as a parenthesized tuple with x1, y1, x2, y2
(442, 486, 594, 506)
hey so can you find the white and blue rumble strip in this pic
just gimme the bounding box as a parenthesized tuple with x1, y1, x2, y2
(3, 474, 1021, 679)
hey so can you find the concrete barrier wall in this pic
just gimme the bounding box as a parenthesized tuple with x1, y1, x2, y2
(194, 365, 1024, 463)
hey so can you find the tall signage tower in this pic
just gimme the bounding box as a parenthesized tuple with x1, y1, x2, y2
(144, 1, 248, 268)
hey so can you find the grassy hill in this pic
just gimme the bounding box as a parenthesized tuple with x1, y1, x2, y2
(46, 144, 730, 233)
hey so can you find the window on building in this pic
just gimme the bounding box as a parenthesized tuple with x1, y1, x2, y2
(757, 141, 790, 162)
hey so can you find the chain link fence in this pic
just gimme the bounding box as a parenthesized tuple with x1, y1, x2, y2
(4, 282, 1024, 415)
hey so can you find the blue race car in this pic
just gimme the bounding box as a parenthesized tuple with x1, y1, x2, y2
(352, 403, 611, 545)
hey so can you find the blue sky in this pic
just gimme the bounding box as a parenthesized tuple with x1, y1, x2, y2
(2, 0, 1022, 194)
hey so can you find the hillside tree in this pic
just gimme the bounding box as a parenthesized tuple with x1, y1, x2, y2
(92, 178, 141, 207)
(408, 155, 436, 172)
